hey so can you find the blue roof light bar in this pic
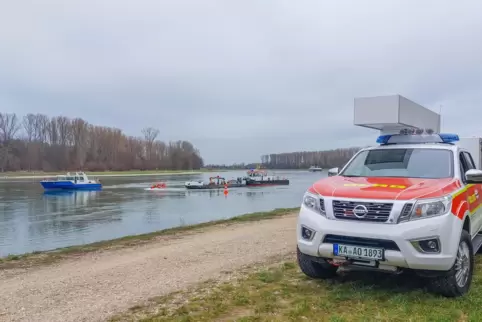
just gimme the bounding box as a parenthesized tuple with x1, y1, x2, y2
(439, 133, 459, 143)
(376, 133, 459, 145)
(376, 135, 392, 144)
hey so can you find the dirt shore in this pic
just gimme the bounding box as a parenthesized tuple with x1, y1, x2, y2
(0, 213, 297, 322)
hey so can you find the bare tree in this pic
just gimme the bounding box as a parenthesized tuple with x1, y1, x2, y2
(23, 114, 36, 142)
(23, 114, 37, 170)
(0, 113, 20, 142)
(56, 116, 71, 146)
(0, 113, 20, 171)
(33, 114, 49, 143)
(47, 118, 59, 145)
(71, 118, 89, 169)
(142, 127, 159, 160)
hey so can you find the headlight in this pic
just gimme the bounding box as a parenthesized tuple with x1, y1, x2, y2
(302, 192, 326, 217)
(399, 195, 452, 222)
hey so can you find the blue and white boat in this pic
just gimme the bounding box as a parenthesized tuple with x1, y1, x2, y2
(40, 172, 102, 190)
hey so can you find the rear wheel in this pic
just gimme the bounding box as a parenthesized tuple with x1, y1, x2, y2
(297, 247, 338, 279)
(427, 230, 474, 297)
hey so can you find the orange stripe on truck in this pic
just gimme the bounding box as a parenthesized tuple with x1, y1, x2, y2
(451, 184, 482, 220)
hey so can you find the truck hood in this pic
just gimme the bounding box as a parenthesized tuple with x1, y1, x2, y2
(309, 176, 460, 200)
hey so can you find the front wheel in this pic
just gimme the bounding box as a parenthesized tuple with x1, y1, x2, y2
(427, 230, 474, 297)
(297, 247, 338, 279)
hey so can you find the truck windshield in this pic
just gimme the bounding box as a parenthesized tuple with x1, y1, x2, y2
(340, 148, 453, 179)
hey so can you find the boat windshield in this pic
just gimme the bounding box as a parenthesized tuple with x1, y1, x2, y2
(63, 176, 75, 181)
(55, 174, 87, 181)
(340, 148, 454, 179)
(248, 170, 266, 177)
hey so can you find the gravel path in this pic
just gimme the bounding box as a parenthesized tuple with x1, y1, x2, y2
(0, 214, 297, 322)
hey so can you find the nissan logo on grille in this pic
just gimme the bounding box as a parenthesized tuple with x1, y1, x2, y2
(353, 205, 368, 218)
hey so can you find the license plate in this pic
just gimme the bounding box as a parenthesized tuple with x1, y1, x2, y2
(333, 244, 384, 260)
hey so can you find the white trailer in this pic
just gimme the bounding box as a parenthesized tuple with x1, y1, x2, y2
(353, 94, 441, 135)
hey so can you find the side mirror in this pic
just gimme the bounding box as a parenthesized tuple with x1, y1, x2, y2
(328, 167, 339, 177)
(466, 169, 482, 184)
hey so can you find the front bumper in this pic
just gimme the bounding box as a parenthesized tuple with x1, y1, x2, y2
(297, 204, 463, 271)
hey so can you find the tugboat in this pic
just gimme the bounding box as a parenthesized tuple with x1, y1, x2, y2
(185, 176, 245, 190)
(40, 172, 102, 190)
(308, 166, 323, 172)
(244, 169, 289, 186)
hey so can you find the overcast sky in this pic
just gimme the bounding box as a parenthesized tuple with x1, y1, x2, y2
(1, 1, 482, 164)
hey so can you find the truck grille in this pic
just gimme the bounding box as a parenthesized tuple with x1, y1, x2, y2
(332, 200, 393, 223)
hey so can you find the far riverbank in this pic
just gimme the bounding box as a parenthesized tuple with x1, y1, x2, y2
(0, 169, 220, 180)
(0, 168, 313, 180)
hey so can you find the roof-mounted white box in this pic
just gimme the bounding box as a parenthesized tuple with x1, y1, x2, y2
(354, 95, 441, 135)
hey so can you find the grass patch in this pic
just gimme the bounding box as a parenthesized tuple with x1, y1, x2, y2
(112, 258, 482, 322)
(0, 207, 297, 270)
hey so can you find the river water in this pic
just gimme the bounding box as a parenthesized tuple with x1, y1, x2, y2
(0, 170, 326, 256)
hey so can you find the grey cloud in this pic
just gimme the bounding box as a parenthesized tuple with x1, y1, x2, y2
(1, 0, 482, 164)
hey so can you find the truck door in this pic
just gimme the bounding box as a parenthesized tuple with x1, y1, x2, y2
(460, 151, 482, 235)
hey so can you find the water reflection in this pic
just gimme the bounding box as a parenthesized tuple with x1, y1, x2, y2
(0, 199, 16, 224)
(145, 190, 187, 201)
(42, 190, 99, 206)
(246, 191, 266, 199)
(184, 188, 257, 198)
(22, 190, 123, 254)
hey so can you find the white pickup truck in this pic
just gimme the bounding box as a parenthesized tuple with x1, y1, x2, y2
(297, 132, 482, 297)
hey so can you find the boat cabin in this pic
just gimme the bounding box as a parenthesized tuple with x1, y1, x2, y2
(245, 169, 279, 181)
(208, 176, 226, 185)
(247, 169, 267, 177)
(56, 172, 90, 182)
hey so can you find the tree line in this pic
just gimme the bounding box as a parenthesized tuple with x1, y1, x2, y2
(0, 113, 204, 172)
(261, 147, 362, 169)
(206, 147, 362, 170)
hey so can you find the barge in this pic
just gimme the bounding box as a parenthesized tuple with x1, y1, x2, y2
(244, 169, 289, 186)
(185, 176, 245, 190)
